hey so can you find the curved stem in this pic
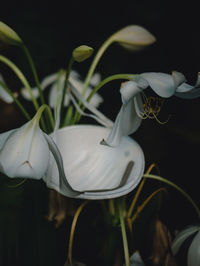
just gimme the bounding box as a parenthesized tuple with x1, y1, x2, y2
(82, 36, 114, 96)
(143, 174, 200, 218)
(0, 55, 48, 131)
(61, 57, 74, 119)
(67, 200, 88, 264)
(22, 44, 45, 105)
(131, 187, 167, 223)
(0, 55, 39, 110)
(127, 163, 157, 218)
(118, 199, 130, 266)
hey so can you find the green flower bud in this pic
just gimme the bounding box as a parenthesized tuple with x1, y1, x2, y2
(112, 25, 156, 51)
(72, 45, 94, 62)
(0, 21, 22, 46)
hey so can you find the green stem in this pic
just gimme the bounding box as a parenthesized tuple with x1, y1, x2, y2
(87, 73, 135, 102)
(118, 199, 130, 266)
(72, 35, 115, 124)
(0, 54, 47, 132)
(21, 44, 54, 132)
(44, 105, 55, 132)
(22, 44, 45, 105)
(82, 36, 114, 96)
(0, 80, 31, 120)
(60, 57, 75, 123)
(63, 105, 74, 126)
(0, 55, 39, 110)
(143, 174, 200, 218)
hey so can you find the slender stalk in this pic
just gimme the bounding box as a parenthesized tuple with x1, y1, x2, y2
(127, 163, 157, 218)
(44, 105, 55, 132)
(131, 187, 167, 223)
(0, 55, 39, 110)
(7, 178, 27, 188)
(22, 44, 55, 132)
(67, 201, 88, 264)
(0, 55, 47, 131)
(118, 199, 130, 266)
(143, 174, 200, 218)
(82, 36, 114, 96)
(60, 57, 75, 122)
(22, 44, 45, 105)
(0, 80, 31, 120)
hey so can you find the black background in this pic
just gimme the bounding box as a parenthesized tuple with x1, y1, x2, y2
(1, 1, 200, 265)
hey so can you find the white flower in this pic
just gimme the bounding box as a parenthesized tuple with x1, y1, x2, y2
(21, 70, 103, 108)
(43, 83, 144, 200)
(0, 106, 79, 197)
(0, 74, 13, 103)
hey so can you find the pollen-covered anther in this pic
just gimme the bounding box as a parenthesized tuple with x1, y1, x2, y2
(142, 96, 170, 124)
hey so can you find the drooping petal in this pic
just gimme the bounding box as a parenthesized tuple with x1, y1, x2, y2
(172, 225, 200, 255)
(103, 81, 143, 147)
(120, 80, 144, 104)
(43, 125, 145, 200)
(176, 84, 200, 99)
(188, 230, 200, 266)
(140, 72, 177, 98)
(0, 120, 50, 179)
(69, 83, 113, 127)
(43, 133, 80, 197)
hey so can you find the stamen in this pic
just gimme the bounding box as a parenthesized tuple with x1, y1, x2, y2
(141, 95, 170, 124)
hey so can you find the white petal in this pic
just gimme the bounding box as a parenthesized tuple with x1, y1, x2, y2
(70, 83, 113, 127)
(48, 81, 70, 108)
(44, 125, 144, 199)
(0, 74, 13, 103)
(128, 251, 145, 266)
(175, 84, 200, 99)
(172, 225, 200, 255)
(188, 230, 200, 266)
(0, 121, 50, 179)
(172, 71, 186, 88)
(89, 72, 101, 86)
(21, 72, 57, 101)
(21, 86, 39, 100)
(0, 129, 14, 149)
(40, 72, 58, 89)
(44, 133, 80, 197)
(69, 72, 103, 108)
(104, 95, 142, 147)
(141, 72, 176, 98)
(120, 80, 144, 104)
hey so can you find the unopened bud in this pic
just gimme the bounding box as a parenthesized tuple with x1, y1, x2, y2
(0, 21, 22, 46)
(72, 45, 94, 62)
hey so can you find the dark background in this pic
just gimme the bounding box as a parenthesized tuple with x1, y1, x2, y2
(1, 1, 200, 265)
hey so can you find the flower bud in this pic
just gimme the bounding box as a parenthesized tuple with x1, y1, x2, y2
(72, 45, 94, 62)
(0, 21, 22, 46)
(112, 25, 156, 51)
